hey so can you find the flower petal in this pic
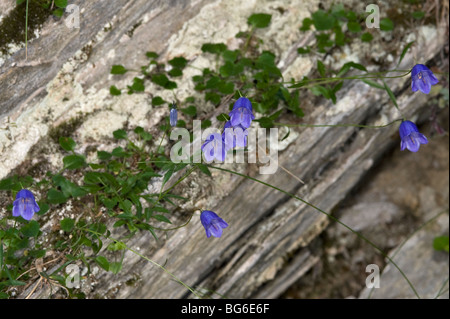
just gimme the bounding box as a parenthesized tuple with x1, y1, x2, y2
(400, 140, 406, 151)
(429, 73, 439, 85)
(21, 204, 35, 220)
(232, 97, 253, 112)
(411, 79, 419, 92)
(209, 222, 224, 238)
(12, 199, 22, 217)
(411, 132, 428, 145)
(403, 136, 421, 152)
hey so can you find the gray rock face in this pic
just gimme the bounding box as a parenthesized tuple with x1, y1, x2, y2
(0, 0, 448, 299)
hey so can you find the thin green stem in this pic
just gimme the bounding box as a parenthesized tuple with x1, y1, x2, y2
(367, 209, 448, 299)
(435, 278, 449, 299)
(288, 70, 412, 88)
(206, 164, 420, 299)
(153, 211, 195, 231)
(273, 119, 403, 129)
(242, 27, 254, 56)
(79, 226, 201, 298)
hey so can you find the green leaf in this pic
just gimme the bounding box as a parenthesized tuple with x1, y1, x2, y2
(255, 51, 281, 77)
(361, 32, 373, 42)
(113, 129, 127, 140)
(63, 154, 86, 169)
(299, 17, 313, 31)
(205, 92, 221, 105)
(281, 127, 291, 141)
(107, 241, 127, 251)
(218, 82, 234, 94)
(256, 117, 274, 128)
(153, 215, 172, 224)
(397, 41, 414, 67)
(53, 8, 64, 18)
(146, 51, 159, 59)
(201, 120, 212, 129)
(216, 113, 230, 122)
(362, 79, 384, 90)
(310, 85, 330, 99)
(60, 218, 75, 232)
(63, 154, 86, 170)
(16, 0, 26, 5)
(168, 68, 182, 77)
(111, 147, 130, 158)
(333, 26, 345, 46)
(95, 256, 110, 271)
(412, 11, 425, 20)
(36, 202, 49, 216)
(337, 61, 367, 77)
(201, 43, 227, 54)
(151, 74, 176, 90)
(192, 75, 204, 83)
(247, 13, 272, 28)
(109, 85, 121, 96)
(134, 127, 152, 141)
(47, 188, 68, 204)
(433, 236, 449, 252)
(180, 105, 197, 117)
(196, 164, 211, 176)
(0, 178, 15, 191)
(380, 18, 394, 31)
(222, 50, 239, 62)
(109, 261, 123, 274)
(297, 47, 311, 54)
(383, 80, 399, 109)
(152, 96, 166, 106)
(20, 221, 40, 237)
(97, 151, 112, 161)
(0, 292, 9, 299)
(119, 199, 133, 215)
(311, 10, 336, 31)
(347, 21, 361, 33)
(130, 77, 145, 92)
(111, 65, 128, 75)
(317, 60, 326, 77)
(53, 175, 86, 198)
(168, 57, 188, 69)
(54, 0, 68, 8)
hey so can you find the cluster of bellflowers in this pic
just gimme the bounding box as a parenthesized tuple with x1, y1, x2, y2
(399, 64, 439, 153)
(196, 97, 256, 237)
(201, 97, 255, 162)
(10, 65, 440, 239)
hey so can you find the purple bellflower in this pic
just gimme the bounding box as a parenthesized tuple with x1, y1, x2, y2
(12, 189, 40, 221)
(399, 120, 428, 153)
(200, 210, 228, 238)
(201, 133, 226, 162)
(170, 103, 178, 127)
(223, 121, 248, 151)
(229, 97, 255, 129)
(411, 64, 439, 94)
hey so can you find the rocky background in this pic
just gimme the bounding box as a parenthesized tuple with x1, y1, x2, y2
(0, 0, 448, 299)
